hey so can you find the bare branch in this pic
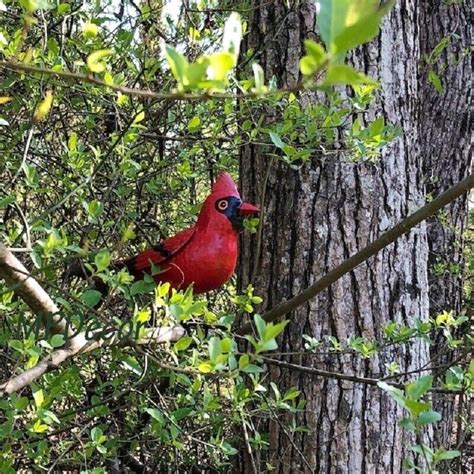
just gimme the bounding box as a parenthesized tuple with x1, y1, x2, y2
(236, 172, 474, 335)
(260, 356, 462, 395)
(0, 243, 73, 337)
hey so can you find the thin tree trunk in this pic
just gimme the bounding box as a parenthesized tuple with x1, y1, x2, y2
(238, 1, 435, 472)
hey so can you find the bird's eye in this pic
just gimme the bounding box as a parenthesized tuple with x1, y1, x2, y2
(217, 199, 229, 211)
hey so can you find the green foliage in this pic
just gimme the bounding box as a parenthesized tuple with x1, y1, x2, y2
(0, 0, 465, 471)
(317, 0, 394, 56)
(378, 376, 461, 472)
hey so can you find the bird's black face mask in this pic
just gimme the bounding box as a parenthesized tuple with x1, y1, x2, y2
(214, 196, 259, 231)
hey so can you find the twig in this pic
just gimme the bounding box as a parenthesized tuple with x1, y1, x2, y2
(13, 202, 32, 250)
(259, 356, 463, 395)
(11, 126, 34, 186)
(1, 60, 305, 102)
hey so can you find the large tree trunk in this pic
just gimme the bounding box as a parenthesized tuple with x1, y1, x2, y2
(418, 1, 472, 453)
(236, 1, 461, 472)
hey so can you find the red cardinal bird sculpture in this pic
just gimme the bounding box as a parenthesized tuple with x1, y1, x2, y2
(107, 172, 259, 294)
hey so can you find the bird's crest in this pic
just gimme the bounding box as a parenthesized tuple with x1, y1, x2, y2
(211, 172, 239, 198)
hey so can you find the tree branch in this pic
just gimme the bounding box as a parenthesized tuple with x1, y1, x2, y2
(260, 356, 462, 395)
(0, 243, 73, 337)
(0, 325, 185, 396)
(0, 60, 303, 102)
(0, 243, 186, 395)
(236, 172, 474, 335)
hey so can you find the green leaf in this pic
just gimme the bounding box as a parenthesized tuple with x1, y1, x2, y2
(81, 289, 102, 308)
(95, 250, 111, 272)
(283, 387, 300, 401)
(300, 56, 318, 76)
(405, 399, 431, 418)
(377, 381, 407, 407)
(300, 40, 326, 76)
(333, 15, 379, 55)
(91, 427, 102, 442)
(30, 251, 42, 269)
(305, 39, 325, 63)
(172, 407, 193, 421)
(131, 280, 151, 296)
(239, 354, 249, 370)
(242, 363, 264, 373)
(174, 336, 193, 352)
(33, 90, 54, 123)
(121, 355, 142, 375)
(186, 60, 208, 86)
(82, 22, 99, 39)
(405, 375, 432, 400)
(370, 116, 385, 136)
(56, 2, 69, 14)
(188, 116, 201, 132)
(86, 200, 104, 219)
(399, 417, 415, 431)
(434, 449, 461, 461)
(256, 338, 278, 353)
(318, 0, 393, 55)
(198, 362, 213, 373)
(0, 195, 16, 207)
(418, 410, 441, 426)
(317, 0, 353, 49)
(41, 409, 60, 424)
(264, 320, 289, 341)
(164, 45, 188, 86)
(254, 314, 267, 339)
(20, 0, 38, 12)
(87, 49, 111, 73)
(207, 51, 235, 81)
(50, 334, 65, 348)
(133, 111, 145, 124)
(14, 397, 29, 411)
(331, 1, 395, 55)
(324, 64, 378, 86)
(135, 308, 150, 323)
(269, 131, 285, 149)
(156, 282, 170, 298)
(31, 419, 48, 433)
(428, 70, 443, 93)
(146, 407, 165, 424)
(32, 387, 44, 409)
(8, 340, 23, 352)
(208, 336, 221, 363)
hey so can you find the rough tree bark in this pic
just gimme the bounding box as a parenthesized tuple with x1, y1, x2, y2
(236, 1, 469, 472)
(418, 0, 472, 452)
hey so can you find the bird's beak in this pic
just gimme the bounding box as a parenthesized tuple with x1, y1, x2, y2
(239, 202, 260, 217)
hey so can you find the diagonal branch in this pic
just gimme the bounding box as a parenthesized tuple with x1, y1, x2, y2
(0, 243, 73, 337)
(0, 325, 185, 396)
(0, 243, 185, 395)
(236, 172, 474, 335)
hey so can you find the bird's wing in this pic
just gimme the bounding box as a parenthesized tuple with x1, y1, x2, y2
(120, 226, 195, 274)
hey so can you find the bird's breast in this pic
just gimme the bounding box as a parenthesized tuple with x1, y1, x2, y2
(157, 229, 239, 294)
